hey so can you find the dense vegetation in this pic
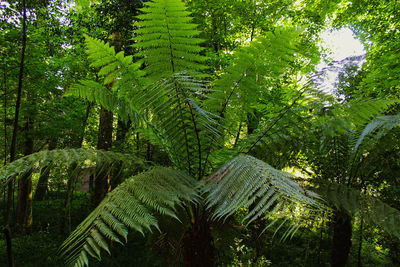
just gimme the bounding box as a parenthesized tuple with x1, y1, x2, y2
(1, 0, 399, 266)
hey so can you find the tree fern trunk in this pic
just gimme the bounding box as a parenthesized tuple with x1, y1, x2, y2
(331, 209, 352, 267)
(182, 215, 214, 267)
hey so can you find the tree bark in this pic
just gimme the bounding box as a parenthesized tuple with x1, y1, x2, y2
(182, 215, 214, 267)
(331, 209, 352, 267)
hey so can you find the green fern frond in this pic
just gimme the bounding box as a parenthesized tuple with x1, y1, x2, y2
(206, 29, 301, 123)
(354, 112, 400, 151)
(58, 167, 198, 267)
(203, 155, 322, 224)
(132, 73, 220, 177)
(0, 149, 145, 190)
(67, 80, 139, 123)
(134, 0, 208, 80)
(317, 182, 400, 238)
(84, 35, 145, 95)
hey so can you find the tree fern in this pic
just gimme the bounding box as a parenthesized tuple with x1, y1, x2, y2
(58, 167, 198, 266)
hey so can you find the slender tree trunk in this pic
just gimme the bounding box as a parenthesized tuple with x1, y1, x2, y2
(182, 214, 214, 267)
(94, 33, 123, 205)
(61, 163, 77, 234)
(34, 139, 57, 201)
(94, 106, 113, 205)
(16, 115, 34, 234)
(3, 0, 27, 264)
(115, 118, 130, 148)
(331, 209, 352, 267)
(357, 217, 363, 267)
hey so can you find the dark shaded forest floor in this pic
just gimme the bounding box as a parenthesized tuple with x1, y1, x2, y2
(0, 191, 394, 266)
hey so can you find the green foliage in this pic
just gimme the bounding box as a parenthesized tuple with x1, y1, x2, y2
(134, 0, 208, 80)
(59, 166, 198, 266)
(0, 149, 145, 189)
(318, 182, 400, 239)
(354, 112, 400, 151)
(204, 155, 321, 225)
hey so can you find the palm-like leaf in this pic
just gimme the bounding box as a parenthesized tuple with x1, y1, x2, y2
(59, 167, 198, 266)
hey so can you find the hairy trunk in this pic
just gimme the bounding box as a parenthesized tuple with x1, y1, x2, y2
(331, 210, 352, 267)
(183, 216, 214, 267)
(34, 139, 57, 201)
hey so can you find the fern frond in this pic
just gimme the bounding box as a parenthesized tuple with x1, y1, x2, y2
(58, 167, 198, 267)
(203, 155, 322, 224)
(131, 73, 220, 177)
(354, 112, 400, 151)
(134, 0, 208, 80)
(66, 80, 139, 123)
(0, 149, 145, 190)
(206, 29, 301, 124)
(84, 35, 145, 96)
(317, 182, 400, 238)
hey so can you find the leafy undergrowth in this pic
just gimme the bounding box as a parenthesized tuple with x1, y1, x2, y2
(0, 192, 395, 266)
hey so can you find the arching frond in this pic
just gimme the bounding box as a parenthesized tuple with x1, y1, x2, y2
(354, 112, 400, 151)
(134, 0, 208, 80)
(206, 29, 302, 126)
(203, 155, 322, 224)
(317, 182, 400, 238)
(58, 167, 198, 267)
(67, 80, 139, 123)
(84, 35, 145, 95)
(132, 73, 220, 177)
(0, 149, 145, 189)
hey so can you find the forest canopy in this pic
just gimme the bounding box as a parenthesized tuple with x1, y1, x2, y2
(0, 0, 400, 266)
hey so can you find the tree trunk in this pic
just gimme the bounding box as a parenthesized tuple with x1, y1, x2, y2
(15, 116, 34, 235)
(61, 163, 77, 234)
(331, 210, 352, 267)
(93, 33, 123, 206)
(3, 0, 27, 263)
(115, 118, 130, 148)
(94, 106, 113, 205)
(34, 139, 57, 201)
(182, 216, 214, 267)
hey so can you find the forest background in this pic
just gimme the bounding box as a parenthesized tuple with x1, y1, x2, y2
(0, 0, 400, 266)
